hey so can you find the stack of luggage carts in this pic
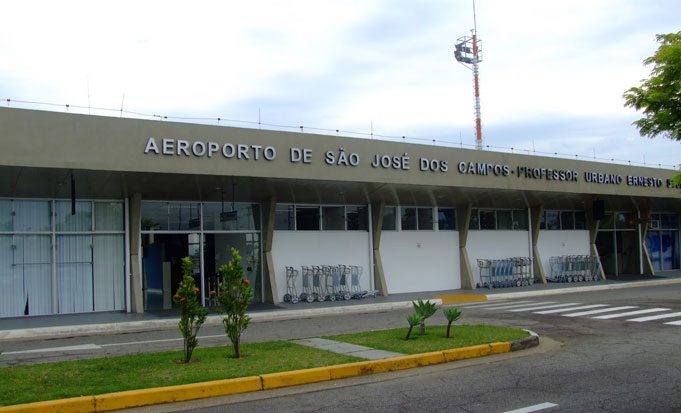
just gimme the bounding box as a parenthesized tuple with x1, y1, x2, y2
(283, 265, 378, 304)
(477, 257, 533, 289)
(548, 255, 602, 283)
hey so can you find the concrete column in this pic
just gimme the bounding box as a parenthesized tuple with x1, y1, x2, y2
(261, 197, 279, 304)
(128, 193, 144, 313)
(530, 205, 546, 284)
(457, 203, 475, 289)
(371, 200, 388, 296)
(587, 210, 607, 280)
(641, 208, 655, 276)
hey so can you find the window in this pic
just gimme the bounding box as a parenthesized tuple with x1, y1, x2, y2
(274, 204, 295, 230)
(346, 206, 368, 231)
(479, 210, 496, 230)
(322, 206, 345, 230)
(437, 208, 456, 230)
(417, 208, 433, 230)
(497, 210, 512, 230)
(469, 209, 480, 230)
(542, 210, 560, 230)
(0, 199, 125, 317)
(383, 206, 396, 231)
(574, 211, 586, 229)
(661, 214, 679, 230)
(560, 211, 574, 230)
(140, 202, 200, 231)
(512, 210, 528, 230)
(295, 206, 320, 231)
(401, 207, 417, 230)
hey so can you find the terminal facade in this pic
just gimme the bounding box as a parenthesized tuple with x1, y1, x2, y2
(0, 107, 679, 318)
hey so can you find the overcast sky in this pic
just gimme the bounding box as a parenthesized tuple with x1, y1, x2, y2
(1, 0, 679, 168)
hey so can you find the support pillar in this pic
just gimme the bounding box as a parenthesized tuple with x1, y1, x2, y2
(587, 209, 607, 280)
(128, 193, 144, 313)
(530, 205, 546, 284)
(371, 200, 388, 296)
(457, 203, 475, 289)
(262, 197, 279, 304)
(641, 208, 655, 276)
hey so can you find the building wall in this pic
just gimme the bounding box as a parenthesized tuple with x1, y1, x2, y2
(271, 231, 371, 301)
(380, 231, 460, 293)
(467, 231, 532, 286)
(536, 230, 591, 277)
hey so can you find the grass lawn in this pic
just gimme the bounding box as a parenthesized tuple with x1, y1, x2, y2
(0, 324, 529, 407)
(324, 324, 530, 354)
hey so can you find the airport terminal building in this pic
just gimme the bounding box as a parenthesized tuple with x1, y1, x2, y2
(0, 107, 679, 318)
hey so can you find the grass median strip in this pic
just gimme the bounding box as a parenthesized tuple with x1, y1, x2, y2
(324, 325, 529, 354)
(0, 324, 529, 407)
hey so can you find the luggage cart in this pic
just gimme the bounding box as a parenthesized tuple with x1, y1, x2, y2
(312, 266, 326, 302)
(323, 265, 339, 301)
(300, 266, 314, 303)
(477, 259, 492, 289)
(283, 266, 300, 304)
(350, 265, 364, 299)
(337, 265, 352, 301)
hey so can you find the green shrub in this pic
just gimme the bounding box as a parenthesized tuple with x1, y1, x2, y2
(215, 248, 253, 358)
(173, 257, 208, 363)
(443, 307, 462, 338)
(412, 299, 438, 336)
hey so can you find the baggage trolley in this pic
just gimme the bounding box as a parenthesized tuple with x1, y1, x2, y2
(477, 259, 492, 289)
(312, 266, 326, 302)
(284, 266, 300, 303)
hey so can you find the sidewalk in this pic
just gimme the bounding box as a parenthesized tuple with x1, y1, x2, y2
(1, 271, 680, 340)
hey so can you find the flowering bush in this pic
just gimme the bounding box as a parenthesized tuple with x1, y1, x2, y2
(173, 257, 208, 363)
(214, 248, 253, 358)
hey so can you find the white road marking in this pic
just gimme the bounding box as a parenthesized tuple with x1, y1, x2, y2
(508, 303, 581, 312)
(562, 306, 638, 317)
(534, 304, 607, 314)
(593, 308, 670, 319)
(503, 402, 558, 413)
(627, 311, 681, 322)
(459, 300, 534, 309)
(663, 319, 681, 326)
(2, 344, 102, 355)
(485, 302, 556, 310)
(100, 334, 226, 347)
(1, 334, 229, 356)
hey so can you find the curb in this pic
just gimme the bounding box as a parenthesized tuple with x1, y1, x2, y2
(0, 299, 443, 341)
(0, 333, 538, 413)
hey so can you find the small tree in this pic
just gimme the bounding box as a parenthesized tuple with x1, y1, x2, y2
(412, 299, 438, 336)
(443, 307, 462, 338)
(215, 248, 253, 359)
(405, 313, 422, 340)
(173, 257, 208, 363)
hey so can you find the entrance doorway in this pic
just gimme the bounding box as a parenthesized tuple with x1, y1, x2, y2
(596, 212, 640, 276)
(204, 233, 261, 302)
(142, 233, 201, 311)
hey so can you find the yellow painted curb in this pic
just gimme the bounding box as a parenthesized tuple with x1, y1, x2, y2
(261, 366, 331, 390)
(433, 294, 488, 305)
(0, 339, 521, 412)
(94, 376, 262, 412)
(0, 396, 94, 413)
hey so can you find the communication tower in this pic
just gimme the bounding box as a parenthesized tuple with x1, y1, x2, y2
(454, 1, 483, 150)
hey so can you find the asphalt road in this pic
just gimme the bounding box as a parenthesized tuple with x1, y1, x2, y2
(3, 284, 681, 412)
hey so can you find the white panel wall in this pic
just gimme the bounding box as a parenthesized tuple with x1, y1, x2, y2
(271, 231, 371, 301)
(467, 231, 532, 286)
(536, 230, 591, 277)
(380, 231, 460, 294)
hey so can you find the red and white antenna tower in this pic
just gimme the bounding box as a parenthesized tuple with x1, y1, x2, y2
(454, 1, 483, 150)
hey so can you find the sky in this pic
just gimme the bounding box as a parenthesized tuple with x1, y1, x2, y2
(0, 0, 679, 169)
